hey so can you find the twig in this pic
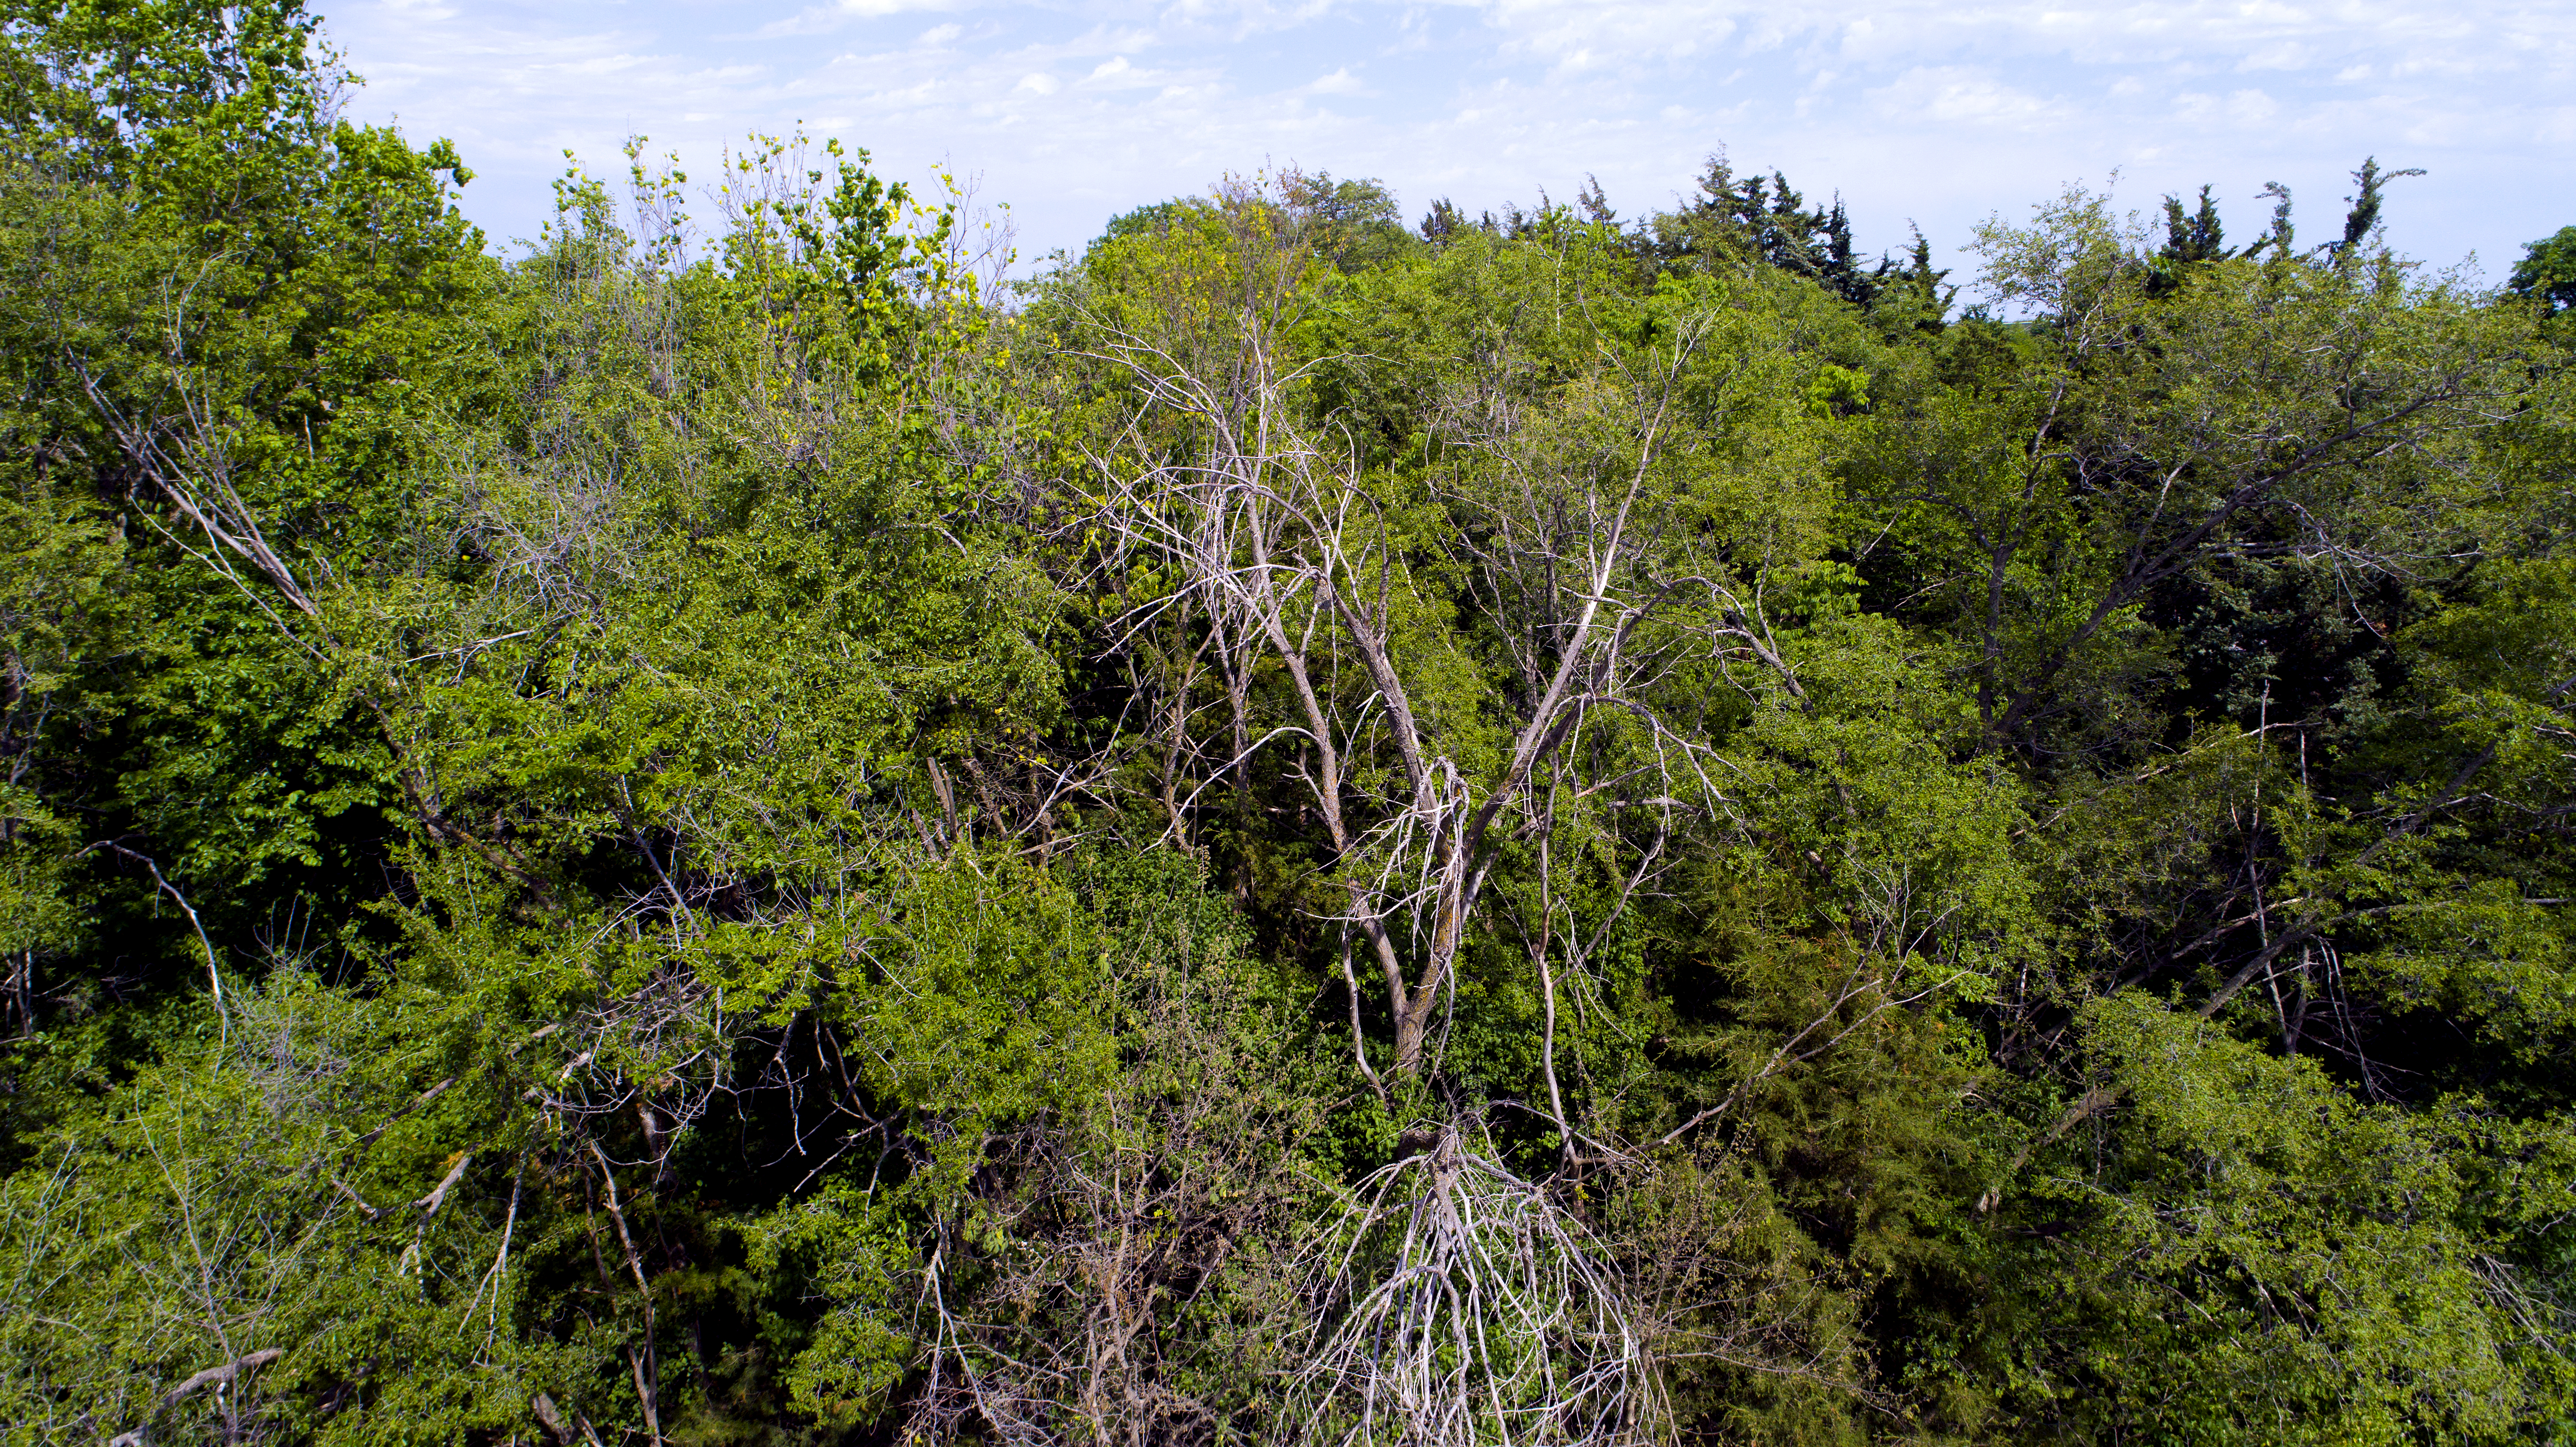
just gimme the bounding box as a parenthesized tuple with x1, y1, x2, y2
(85, 843, 224, 1045)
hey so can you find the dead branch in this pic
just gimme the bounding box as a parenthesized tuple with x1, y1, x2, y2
(1287, 1123, 1667, 1447)
(104, 1348, 287, 1446)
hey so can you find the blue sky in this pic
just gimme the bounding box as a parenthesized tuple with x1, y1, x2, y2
(322, 0, 2575, 285)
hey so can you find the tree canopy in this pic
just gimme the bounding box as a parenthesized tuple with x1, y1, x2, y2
(4, 7, 2574, 1445)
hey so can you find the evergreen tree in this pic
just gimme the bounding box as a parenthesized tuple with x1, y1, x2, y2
(2330, 154, 2425, 265)
(2161, 182, 2230, 263)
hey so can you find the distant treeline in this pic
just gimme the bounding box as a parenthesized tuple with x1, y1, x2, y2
(6, 3, 2576, 1444)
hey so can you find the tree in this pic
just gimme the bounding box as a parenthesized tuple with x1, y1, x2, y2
(2512, 224, 2576, 345)
(4, 47, 2572, 1439)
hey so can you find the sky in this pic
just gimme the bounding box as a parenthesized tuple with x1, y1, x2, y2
(320, 0, 2576, 287)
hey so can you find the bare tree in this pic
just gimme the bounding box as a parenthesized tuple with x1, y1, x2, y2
(1074, 178, 1744, 1093)
(1285, 1121, 1667, 1447)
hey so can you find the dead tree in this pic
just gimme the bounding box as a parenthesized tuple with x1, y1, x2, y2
(1075, 181, 1745, 1103)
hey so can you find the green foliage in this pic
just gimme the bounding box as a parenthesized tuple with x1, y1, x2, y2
(2516, 224, 2576, 347)
(1984, 995, 2576, 1442)
(1, 11, 2570, 1441)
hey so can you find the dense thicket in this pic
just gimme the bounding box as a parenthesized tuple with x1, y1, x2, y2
(6, 5, 2576, 1444)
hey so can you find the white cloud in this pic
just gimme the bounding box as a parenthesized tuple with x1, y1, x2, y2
(2174, 86, 2282, 127)
(2226, 87, 2280, 123)
(751, 0, 952, 38)
(2238, 41, 2311, 71)
(323, 0, 2576, 278)
(1869, 66, 2063, 128)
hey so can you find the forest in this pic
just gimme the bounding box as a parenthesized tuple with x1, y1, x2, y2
(5, 2, 2576, 1443)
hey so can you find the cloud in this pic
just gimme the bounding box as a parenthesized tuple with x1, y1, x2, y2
(2238, 41, 2312, 72)
(1868, 66, 2064, 128)
(750, 0, 952, 39)
(2173, 87, 2280, 127)
(323, 0, 2576, 276)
